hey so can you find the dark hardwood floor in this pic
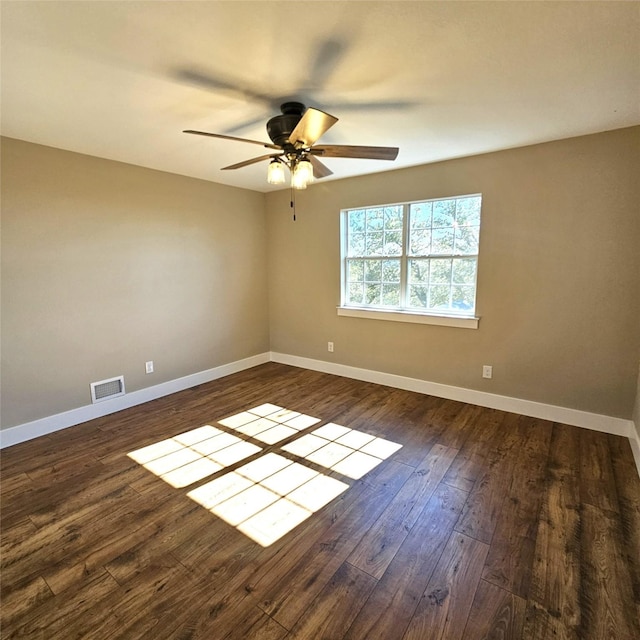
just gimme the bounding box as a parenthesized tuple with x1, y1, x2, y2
(1, 363, 639, 639)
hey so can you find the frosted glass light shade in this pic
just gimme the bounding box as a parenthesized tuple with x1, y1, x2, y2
(267, 160, 285, 184)
(292, 159, 313, 190)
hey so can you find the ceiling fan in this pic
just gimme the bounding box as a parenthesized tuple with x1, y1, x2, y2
(183, 101, 399, 189)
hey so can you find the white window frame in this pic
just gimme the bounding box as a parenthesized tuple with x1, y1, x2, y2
(339, 195, 481, 329)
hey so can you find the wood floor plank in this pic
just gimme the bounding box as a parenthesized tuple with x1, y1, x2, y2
(287, 562, 377, 640)
(222, 609, 288, 640)
(76, 555, 193, 640)
(318, 386, 443, 469)
(463, 579, 526, 640)
(433, 402, 484, 450)
(0, 567, 119, 639)
(608, 433, 640, 622)
(346, 443, 458, 579)
(0, 471, 33, 496)
(42, 519, 161, 595)
(28, 472, 146, 529)
(159, 586, 286, 640)
(2, 363, 639, 640)
(254, 460, 413, 630)
(441, 408, 503, 493)
(37, 484, 198, 594)
(578, 502, 640, 639)
(243, 457, 412, 596)
(1, 462, 147, 531)
(0, 575, 54, 630)
(375, 395, 451, 468)
(0, 517, 38, 560)
(523, 423, 582, 640)
(344, 482, 468, 640)
(482, 417, 552, 596)
(25, 451, 104, 487)
(103, 497, 213, 584)
(453, 412, 527, 544)
(580, 428, 619, 513)
(1, 484, 146, 587)
(402, 532, 490, 640)
(170, 514, 261, 584)
(453, 464, 504, 545)
(1, 428, 107, 477)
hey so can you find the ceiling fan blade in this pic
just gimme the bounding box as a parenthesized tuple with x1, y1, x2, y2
(176, 69, 277, 107)
(312, 144, 399, 161)
(309, 155, 333, 179)
(183, 130, 280, 150)
(320, 99, 417, 112)
(308, 37, 348, 89)
(288, 107, 338, 148)
(221, 153, 282, 171)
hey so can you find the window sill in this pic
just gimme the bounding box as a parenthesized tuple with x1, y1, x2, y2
(337, 306, 479, 329)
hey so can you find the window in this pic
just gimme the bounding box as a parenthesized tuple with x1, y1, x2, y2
(340, 194, 481, 327)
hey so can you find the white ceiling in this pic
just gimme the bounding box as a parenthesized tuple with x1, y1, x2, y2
(2, 1, 639, 193)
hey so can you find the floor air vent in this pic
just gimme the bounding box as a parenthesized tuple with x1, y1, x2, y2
(90, 375, 125, 403)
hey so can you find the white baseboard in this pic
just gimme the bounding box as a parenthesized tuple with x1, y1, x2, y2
(0, 353, 270, 449)
(270, 351, 640, 477)
(2, 350, 639, 480)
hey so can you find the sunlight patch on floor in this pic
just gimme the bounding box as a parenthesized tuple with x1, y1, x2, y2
(219, 403, 322, 444)
(188, 453, 349, 547)
(283, 422, 403, 479)
(128, 404, 402, 546)
(127, 426, 261, 488)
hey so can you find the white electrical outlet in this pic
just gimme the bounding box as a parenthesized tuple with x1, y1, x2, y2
(328, 342, 334, 353)
(145, 361, 154, 374)
(482, 365, 493, 379)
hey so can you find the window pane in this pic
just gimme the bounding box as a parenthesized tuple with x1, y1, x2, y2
(410, 202, 432, 229)
(455, 197, 481, 226)
(409, 229, 431, 255)
(384, 206, 403, 230)
(432, 228, 455, 254)
(409, 259, 429, 284)
(349, 210, 366, 233)
(347, 260, 365, 282)
(348, 232, 365, 256)
(409, 285, 428, 308)
(348, 283, 364, 305)
(364, 260, 382, 282)
(383, 230, 403, 255)
(428, 285, 451, 309)
(366, 209, 384, 231)
(430, 258, 452, 284)
(382, 284, 400, 306)
(454, 226, 479, 254)
(365, 283, 381, 305)
(452, 258, 476, 284)
(382, 259, 401, 282)
(365, 232, 383, 256)
(452, 285, 475, 311)
(432, 200, 455, 227)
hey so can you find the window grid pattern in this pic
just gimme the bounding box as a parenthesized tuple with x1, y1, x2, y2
(344, 195, 481, 315)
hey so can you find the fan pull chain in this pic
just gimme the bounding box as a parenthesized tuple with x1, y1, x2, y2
(290, 186, 296, 221)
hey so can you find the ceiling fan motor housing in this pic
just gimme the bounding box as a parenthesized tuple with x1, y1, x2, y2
(266, 102, 306, 147)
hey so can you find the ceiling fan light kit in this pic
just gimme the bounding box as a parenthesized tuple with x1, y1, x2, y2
(184, 101, 399, 193)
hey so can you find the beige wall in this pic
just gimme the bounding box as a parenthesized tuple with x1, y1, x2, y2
(266, 127, 640, 419)
(3, 128, 638, 431)
(1, 138, 269, 428)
